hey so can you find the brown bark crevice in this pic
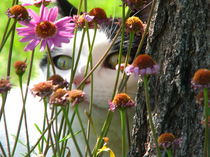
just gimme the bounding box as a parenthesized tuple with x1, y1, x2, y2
(129, 0, 209, 156)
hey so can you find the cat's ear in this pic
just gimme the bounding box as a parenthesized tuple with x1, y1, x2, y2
(56, 0, 78, 17)
(130, 0, 152, 22)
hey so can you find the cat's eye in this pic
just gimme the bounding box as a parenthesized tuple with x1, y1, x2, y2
(105, 53, 132, 69)
(53, 55, 72, 70)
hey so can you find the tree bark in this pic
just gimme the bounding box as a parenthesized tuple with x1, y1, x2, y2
(129, 0, 210, 156)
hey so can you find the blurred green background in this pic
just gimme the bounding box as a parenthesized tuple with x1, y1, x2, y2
(0, 0, 123, 84)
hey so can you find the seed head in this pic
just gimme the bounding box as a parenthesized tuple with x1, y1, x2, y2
(191, 69, 210, 89)
(89, 8, 107, 24)
(48, 74, 69, 89)
(125, 16, 144, 34)
(31, 81, 53, 98)
(125, 54, 159, 76)
(73, 13, 94, 28)
(158, 133, 182, 149)
(67, 89, 86, 106)
(14, 60, 27, 76)
(7, 5, 30, 21)
(109, 93, 136, 111)
(0, 78, 12, 94)
(49, 88, 69, 106)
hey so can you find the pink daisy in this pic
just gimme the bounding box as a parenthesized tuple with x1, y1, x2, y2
(16, 5, 75, 51)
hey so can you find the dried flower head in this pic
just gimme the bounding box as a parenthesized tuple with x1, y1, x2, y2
(7, 5, 31, 21)
(125, 54, 160, 77)
(191, 69, 210, 89)
(20, 0, 54, 7)
(49, 88, 69, 106)
(17, 5, 75, 51)
(122, 0, 148, 10)
(0, 78, 12, 94)
(158, 133, 182, 149)
(67, 89, 86, 106)
(73, 13, 94, 28)
(14, 60, 27, 76)
(89, 8, 108, 24)
(109, 93, 136, 111)
(125, 16, 144, 34)
(48, 74, 69, 89)
(31, 81, 53, 98)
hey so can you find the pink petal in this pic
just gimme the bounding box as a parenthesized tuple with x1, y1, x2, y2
(28, 9, 40, 22)
(19, 35, 36, 42)
(55, 17, 72, 28)
(40, 40, 47, 51)
(47, 7, 58, 22)
(42, 6, 49, 21)
(46, 39, 54, 50)
(24, 39, 40, 51)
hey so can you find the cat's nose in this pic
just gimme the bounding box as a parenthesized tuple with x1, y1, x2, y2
(73, 74, 90, 86)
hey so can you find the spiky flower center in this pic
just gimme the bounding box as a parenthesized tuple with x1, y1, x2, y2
(158, 133, 175, 145)
(125, 16, 144, 33)
(192, 69, 210, 85)
(14, 61, 27, 75)
(89, 8, 107, 21)
(9, 5, 29, 20)
(112, 93, 132, 107)
(68, 90, 85, 103)
(36, 21, 56, 38)
(132, 54, 156, 69)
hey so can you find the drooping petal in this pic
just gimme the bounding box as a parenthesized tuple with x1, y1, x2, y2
(19, 35, 36, 42)
(55, 17, 72, 28)
(24, 39, 40, 51)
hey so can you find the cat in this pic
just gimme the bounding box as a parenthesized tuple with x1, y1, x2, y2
(0, 0, 150, 156)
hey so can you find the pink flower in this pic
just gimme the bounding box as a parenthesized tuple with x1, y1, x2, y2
(16, 5, 75, 51)
(125, 54, 160, 77)
(20, 0, 55, 6)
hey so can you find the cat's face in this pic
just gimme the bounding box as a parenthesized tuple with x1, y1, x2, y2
(41, 29, 138, 108)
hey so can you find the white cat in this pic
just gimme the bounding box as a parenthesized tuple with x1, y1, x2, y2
(0, 0, 150, 156)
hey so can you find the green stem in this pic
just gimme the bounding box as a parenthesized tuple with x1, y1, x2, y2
(120, 109, 126, 157)
(62, 108, 83, 157)
(46, 44, 56, 75)
(0, 19, 13, 53)
(25, 109, 62, 157)
(7, 20, 17, 76)
(11, 48, 35, 156)
(75, 104, 92, 156)
(166, 149, 173, 157)
(143, 76, 161, 157)
(3, 111, 11, 157)
(204, 88, 209, 157)
(0, 142, 7, 157)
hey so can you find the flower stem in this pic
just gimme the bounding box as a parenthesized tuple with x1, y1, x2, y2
(75, 104, 92, 156)
(203, 88, 209, 157)
(120, 109, 126, 157)
(143, 75, 161, 157)
(62, 108, 83, 157)
(7, 20, 16, 76)
(46, 44, 56, 75)
(166, 149, 173, 157)
(11, 49, 35, 156)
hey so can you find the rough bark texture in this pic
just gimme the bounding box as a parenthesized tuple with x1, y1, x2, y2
(129, 0, 210, 156)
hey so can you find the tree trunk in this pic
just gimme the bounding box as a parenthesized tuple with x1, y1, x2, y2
(129, 0, 210, 156)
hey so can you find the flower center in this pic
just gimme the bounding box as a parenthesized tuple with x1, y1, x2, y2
(9, 5, 29, 20)
(36, 21, 56, 38)
(112, 93, 131, 106)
